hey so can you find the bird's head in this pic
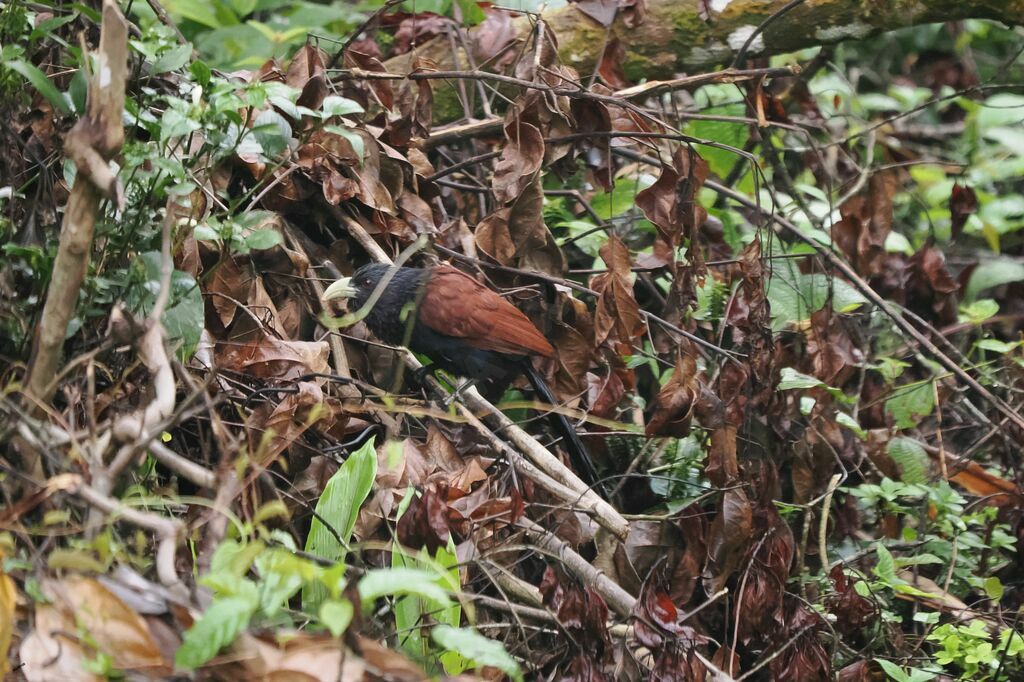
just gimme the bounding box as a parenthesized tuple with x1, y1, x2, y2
(321, 263, 392, 310)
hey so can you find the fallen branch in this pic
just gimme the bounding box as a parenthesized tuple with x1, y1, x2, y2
(518, 518, 635, 618)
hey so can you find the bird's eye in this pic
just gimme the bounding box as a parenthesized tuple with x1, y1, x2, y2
(362, 278, 372, 286)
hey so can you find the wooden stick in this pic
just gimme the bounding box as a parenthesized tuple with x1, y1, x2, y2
(26, 0, 128, 407)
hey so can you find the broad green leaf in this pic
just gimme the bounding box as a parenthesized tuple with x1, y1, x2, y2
(873, 543, 897, 584)
(175, 596, 256, 670)
(887, 438, 929, 485)
(152, 43, 193, 74)
(302, 437, 377, 610)
(835, 412, 866, 439)
(5, 59, 70, 114)
(974, 338, 1019, 354)
(965, 258, 1024, 300)
(209, 539, 265, 577)
(431, 625, 523, 682)
(766, 264, 867, 331)
(244, 228, 283, 251)
(126, 253, 203, 360)
(688, 102, 748, 178)
(319, 599, 354, 637)
(165, 0, 239, 28)
(959, 299, 999, 325)
(394, 541, 462, 667)
(454, 0, 486, 23)
(322, 95, 365, 118)
(357, 567, 453, 607)
(251, 109, 292, 159)
(884, 382, 935, 429)
(254, 549, 319, 616)
(590, 176, 656, 220)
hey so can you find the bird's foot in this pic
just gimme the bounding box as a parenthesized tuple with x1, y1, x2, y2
(444, 379, 477, 408)
(410, 363, 438, 387)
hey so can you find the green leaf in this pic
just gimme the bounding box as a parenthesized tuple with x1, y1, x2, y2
(431, 625, 523, 682)
(319, 599, 354, 637)
(357, 567, 453, 607)
(126, 253, 203, 361)
(873, 543, 897, 584)
(321, 95, 365, 118)
(776, 367, 854, 404)
(688, 102, 748, 178)
(590, 176, 656, 220)
(766, 263, 867, 331)
(228, 0, 257, 17)
(965, 258, 1024, 300)
(393, 541, 462, 665)
(982, 576, 1004, 601)
(152, 43, 193, 74)
(175, 596, 256, 670)
(251, 109, 292, 159)
(190, 59, 212, 87)
(974, 338, 1019, 354)
(959, 299, 999, 325)
(30, 13, 79, 41)
(835, 411, 866, 439)
(885, 382, 935, 429)
(5, 59, 70, 114)
(165, 0, 239, 29)
(777, 367, 822, 391)
(209, 539, 265, 577)
(887, 438, 929, 485)
(254, 548, 318, 617)
(302, 437, 377, 611)
(244, 228, 283, 251)
(454, 0, 486, 24)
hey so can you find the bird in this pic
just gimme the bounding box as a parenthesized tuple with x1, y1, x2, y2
(321, 262, 601, 492)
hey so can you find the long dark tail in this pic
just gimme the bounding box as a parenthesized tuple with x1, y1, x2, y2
(522, 363, 603, 497)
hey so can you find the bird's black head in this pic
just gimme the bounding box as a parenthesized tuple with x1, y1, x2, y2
(321, 263, 426, 335)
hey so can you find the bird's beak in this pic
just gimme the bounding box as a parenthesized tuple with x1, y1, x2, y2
(321, 277, 357, 302)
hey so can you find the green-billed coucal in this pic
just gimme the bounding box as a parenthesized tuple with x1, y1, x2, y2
(321, 262, 600, 491)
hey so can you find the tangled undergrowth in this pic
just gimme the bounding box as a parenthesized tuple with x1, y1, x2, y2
(2, 0, 1024, 680)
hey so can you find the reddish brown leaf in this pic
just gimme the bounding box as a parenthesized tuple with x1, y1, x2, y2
(397, 484, 457, 553)
(473, 10, 518, 64)
(492, 117, 544, 204)
(476, 177, 566, 274)
(245, 381, 326, 466)
(645, 353, 700, 437)
(949, 182, 978, 240)
(826, 566, 877, 635)
(702, 488, 753, 594)
(836, 660, 885, 682)
(591, 236, 645, 348)
(540, 567, 611, 657)
(286, 44, 327, 110)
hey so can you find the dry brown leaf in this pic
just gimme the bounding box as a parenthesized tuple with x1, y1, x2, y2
(20, 605, 103, 682)
(246, 381, 326, 466)
(207, 255, 252, 329)
(216, 335, 329, 380)
(0, 561, 14, 677)
(591, 235, 645, 348)
(48, 576, 168, 672)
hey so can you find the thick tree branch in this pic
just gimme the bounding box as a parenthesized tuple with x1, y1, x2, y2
(383, 0, 1024, 123)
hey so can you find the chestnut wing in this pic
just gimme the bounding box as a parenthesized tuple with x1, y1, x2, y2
(418, 264, 554, 357)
